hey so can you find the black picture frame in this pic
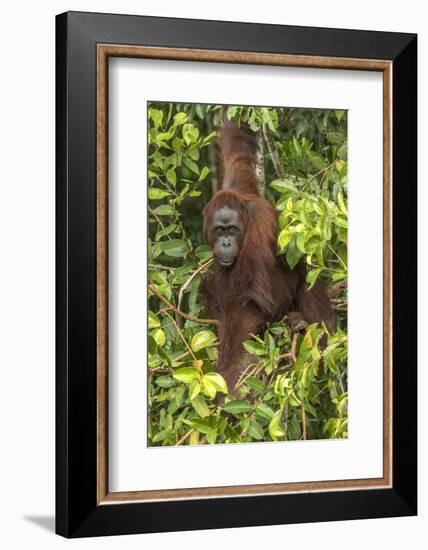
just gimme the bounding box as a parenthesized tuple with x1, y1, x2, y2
(56, 10, 417, 538)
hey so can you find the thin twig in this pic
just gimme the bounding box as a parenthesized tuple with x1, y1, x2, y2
(297, 159, 336, 196)
(175, 428, 194, 446)
(163, 310, 197, 361)
(149, 282, 218, 325)
(327, 244, 347, 270)
(262, 123, 286, 179)
(149, 263, 176, 272)
(290, 333, 298, 362)
(172, 350, 192, 363)
(177, 258, 214, 311)
(301, 406, 307, 440)
(148, 206, 167, 233)
(235, 363, 260, 389)
(158, 306, 174, 315)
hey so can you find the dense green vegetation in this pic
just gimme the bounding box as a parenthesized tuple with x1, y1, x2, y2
(147, 103, 348, 446)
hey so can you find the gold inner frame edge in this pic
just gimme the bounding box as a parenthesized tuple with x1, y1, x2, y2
(96, 44, 393, 505)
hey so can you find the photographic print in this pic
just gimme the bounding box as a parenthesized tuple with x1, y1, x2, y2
(147, 103, 348, 446)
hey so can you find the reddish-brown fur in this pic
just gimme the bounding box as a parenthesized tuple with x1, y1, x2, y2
(202, 121, 335, 393)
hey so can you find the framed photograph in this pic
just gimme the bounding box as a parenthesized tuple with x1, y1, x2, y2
(56, 11, 417, 538)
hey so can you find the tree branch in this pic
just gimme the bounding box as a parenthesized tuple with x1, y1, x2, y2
(163, 310, 197, 361)
(149, 282, 218, 326)
(301, 406, 307, 440)
(177, 258, 214, 311)
(175, 428, 194, 446)
(297, 159, 337, 196)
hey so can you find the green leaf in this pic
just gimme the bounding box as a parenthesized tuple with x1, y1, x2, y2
(153, 204, 175, 216)
(255, 403, 275, 421)
(334, 216, 348, 229)
(227, 106, 239, 119)
(269, 323, 286, 335)
(189, 431, 200, 445)
(173, 112, 187, 125)
(148, 335, 157, 355)
(155, 376, 175, 388)
(182, 123, 200, 146)
(172, 136, 184, 152)
(168, 386, 185, 415)
(160, 239, 189, 258)
(151, 430, 167, 443)
(148, 311, 161, 329)
(331, 271, 348, 282)
(179, 184, 190, 199)
(189, 147, 200, 161)
(327, 131, 344, 144)
(189, 418, 212, 434)
(308, 151, 327, 171)
(202, 372, 228, 394)
(148, 187, 171, 200)
(152, 328, 166, 347)
(248, 420, 264, 440)
(201, 376, 217, 399)
(269, 411, 285, 440)
(243, 340, 267, 356)
(293, 138, 302, 156)
(191, 395, 210, 418)
(149, 108, 163, 130)
(202, 131, 217, 145)
(338, 144, 348, 160)
(270, 179, 297, 194)
(191, 330, 217, 352)
(335, 110, 345, 122)
(155, 131, 172, 145)
(198, 166, 210, 182)
(261, 108, 278, 132)
(337, 191, 348, 216)
(288, 391, 301, 407)
(206, 429, 217, 444)
(240, 416, 250, 433)
(278, 228, 292, 249)
(166, 168, 177, 186)
(265, 333, 275, 353)
(223, 400, 251, 416)
(245, 377, 265, 393)
(188, 380, 201, 400)
(306, 268, 322, 289)
(285, 239, 302, 269)
(196, 104, 204, 119)
(155, 224, 177, 240)
(194, 245, 213, 262)
(183, 157, 200, 175)
(173, 367, 201, 384)
(296, 232, 307, 254)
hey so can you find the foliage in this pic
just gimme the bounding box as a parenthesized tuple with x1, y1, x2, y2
(147, 102, 348, 446)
